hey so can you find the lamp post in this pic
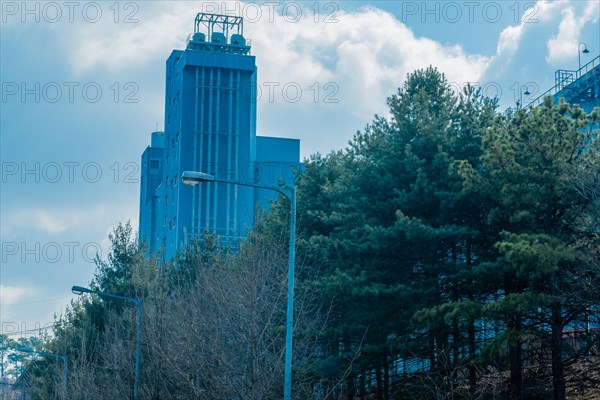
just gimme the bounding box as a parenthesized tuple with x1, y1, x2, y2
(517, 85, 531, 109)
(16, 347, 68, 399)
(578, 42, 590, 71)
(181, 170, 297, 400)
(71, 285, 142, 400)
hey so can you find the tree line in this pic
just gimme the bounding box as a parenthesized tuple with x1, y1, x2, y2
(4, 67, 600, 400)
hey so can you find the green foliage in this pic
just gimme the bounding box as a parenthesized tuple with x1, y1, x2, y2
(289, 70, 599, 399)
(92, 221, 145, 297)
(26, 68, 600, 400)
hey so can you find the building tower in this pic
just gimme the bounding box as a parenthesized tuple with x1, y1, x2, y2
(139, 13, 300, 260)
(139, 131, 164, 253)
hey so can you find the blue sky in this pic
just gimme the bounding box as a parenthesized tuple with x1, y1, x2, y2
(1, 0, 599, 336)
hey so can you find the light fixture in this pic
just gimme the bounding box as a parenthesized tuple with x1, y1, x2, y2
(71, 285, 89, 295)
(179, 170, 297, 400)
(69, 285, 142, 400)
(181, 171, 215, 186)
(578, 42, 590, 70)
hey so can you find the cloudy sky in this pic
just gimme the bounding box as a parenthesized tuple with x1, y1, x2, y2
(1, 0, 599, 336)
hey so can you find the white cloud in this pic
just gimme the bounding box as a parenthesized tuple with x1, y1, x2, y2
(0, 286, 67, 327)
(62, 3, 489, 122)
(1, 208, 71, 236)
(546, 1, 599, 64)
(249, 6, 489, 118)
(66, 3, 196, 74)
(5, 206, 104, 234)
(2, 203, 137, 238)
(496, 24, 524, 56)
(476, 0, 600, 109)
(489, 1, 564, 72)
(0, 285, 35, 306)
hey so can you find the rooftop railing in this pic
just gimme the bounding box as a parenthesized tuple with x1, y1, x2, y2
(525, 55, 599, 109)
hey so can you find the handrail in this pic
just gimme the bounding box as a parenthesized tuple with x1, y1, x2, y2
(525, 55, 599, 109)
(577, 55, 600, 79)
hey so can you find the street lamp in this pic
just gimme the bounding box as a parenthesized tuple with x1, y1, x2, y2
(71, 285, 142, 400)
(16, 347, 68, 399)
(181, 170, 297, 400)
(578, 42, 590, 71)
(517, 85, 531, 109)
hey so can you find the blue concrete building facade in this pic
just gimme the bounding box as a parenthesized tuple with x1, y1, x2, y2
(139, 14, 300, 260)
(139, 131, 165, 253)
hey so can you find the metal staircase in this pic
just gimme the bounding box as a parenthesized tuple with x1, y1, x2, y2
(525, 55, 600, 110)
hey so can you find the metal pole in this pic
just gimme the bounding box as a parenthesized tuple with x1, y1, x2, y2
(71, 287, 142, 400)
(134, 301, 142, 400)
(283, 187, 296, 400)
(63, 355, 68, 400)
(578, 42, 588, 74)
(180, 172, 298, 399)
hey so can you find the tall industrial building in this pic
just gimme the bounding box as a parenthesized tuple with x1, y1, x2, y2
(139, 13, 300, 260)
